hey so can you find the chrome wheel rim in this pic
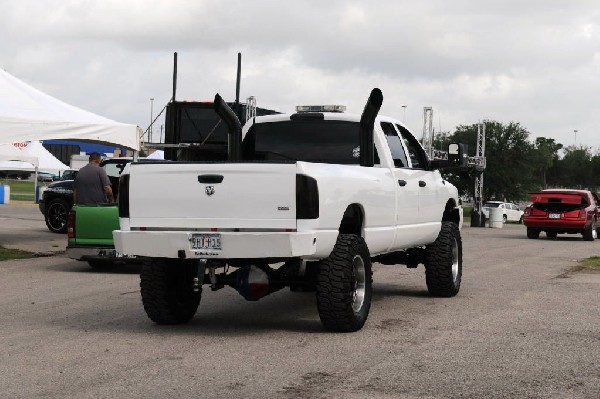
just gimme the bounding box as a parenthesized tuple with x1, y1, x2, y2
(351, 255, 366, 313)
(451, 237, 459, 282)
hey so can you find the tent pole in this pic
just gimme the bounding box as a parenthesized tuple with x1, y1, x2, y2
(33, 167, 38, 204)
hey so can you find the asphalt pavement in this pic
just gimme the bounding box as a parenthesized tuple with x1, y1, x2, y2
(1, 204, 599, 398)
(0, 201, 66, 255)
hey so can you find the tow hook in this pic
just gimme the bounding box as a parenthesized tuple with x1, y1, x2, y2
(193, 259, 207, 293)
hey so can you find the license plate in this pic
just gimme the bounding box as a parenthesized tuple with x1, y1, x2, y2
(98, 249, 116, 257)
(548, 213, 561, 219)
(189, 233, 222, 250)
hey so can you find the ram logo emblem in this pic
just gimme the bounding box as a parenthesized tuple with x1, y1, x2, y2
(205, 186, 215, 196)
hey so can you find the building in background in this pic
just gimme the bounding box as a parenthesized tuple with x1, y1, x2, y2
(42, 140, 130, 168)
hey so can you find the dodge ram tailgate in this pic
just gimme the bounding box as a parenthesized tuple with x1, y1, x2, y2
(126, 162, 298, 230)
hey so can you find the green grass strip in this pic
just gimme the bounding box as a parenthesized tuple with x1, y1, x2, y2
(579, 256, 600, 269)
(0, 246, 36, 261)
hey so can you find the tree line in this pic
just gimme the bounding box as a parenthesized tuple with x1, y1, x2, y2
(434, 121, 599, 202)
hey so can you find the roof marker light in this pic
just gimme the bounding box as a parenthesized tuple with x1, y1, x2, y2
(295, 105, 346, 113)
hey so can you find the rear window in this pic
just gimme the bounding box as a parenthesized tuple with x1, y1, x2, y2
(483, 202, 500, 208)
(243, 120, 365, 164)
(102, 161, 130, 178)
(177, 107, 228, 144)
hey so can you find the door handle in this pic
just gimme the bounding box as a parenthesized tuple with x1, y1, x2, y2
(198, 174, 224, 184)
(419, 180, 426, 187)
(398, 179, 407, 187)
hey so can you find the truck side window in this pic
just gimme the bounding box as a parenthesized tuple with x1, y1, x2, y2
(395, 124, 429, 169)
(380, 122, 408, 168)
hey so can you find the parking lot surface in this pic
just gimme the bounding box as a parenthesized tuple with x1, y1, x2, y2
(1, 204, 599, 398)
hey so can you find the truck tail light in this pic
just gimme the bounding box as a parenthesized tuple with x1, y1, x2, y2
(579, 209, 587, 219)
(67, 211, 75, 239)
(296, 174, 319, 219)
(118, 175, 130, 218)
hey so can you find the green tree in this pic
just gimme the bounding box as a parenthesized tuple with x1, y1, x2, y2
(548, 146, 593, 189)
(591, 154, 600, 191)
(534, 137, 563, 188)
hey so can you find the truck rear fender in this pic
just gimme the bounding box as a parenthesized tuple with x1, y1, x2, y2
(338, 204, 365, 237)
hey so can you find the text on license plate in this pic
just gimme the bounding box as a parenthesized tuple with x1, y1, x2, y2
(189, 233, 222, 250)
(548, 213, 561, 219)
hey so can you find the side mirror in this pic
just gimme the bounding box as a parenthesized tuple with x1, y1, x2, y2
(448, 143, 468, 167)
(430, 142, 468, 170)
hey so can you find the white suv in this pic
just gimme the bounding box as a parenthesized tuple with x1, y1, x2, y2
(482, 201, 523, 223)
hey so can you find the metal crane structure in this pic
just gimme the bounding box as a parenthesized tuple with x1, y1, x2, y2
(419, 107, 487, 226)
(471, 121, 487, 227)
(421, 106, 434, 159)
(421, 106, 449, 160)
(420, 106, 487, 168)
(245, 96, 257, 122)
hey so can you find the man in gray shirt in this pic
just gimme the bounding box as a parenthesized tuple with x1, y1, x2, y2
(73, 152, 114, 205)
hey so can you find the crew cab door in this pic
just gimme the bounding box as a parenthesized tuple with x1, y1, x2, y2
(396, 124, 446, 224)
(384, 123, 445, 248)
(380, 122, 420, 227)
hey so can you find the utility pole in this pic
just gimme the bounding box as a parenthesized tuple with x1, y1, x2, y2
(401, 105, 407, 123)
(149, 98, 154, 143)
(574, 129, 578, 146)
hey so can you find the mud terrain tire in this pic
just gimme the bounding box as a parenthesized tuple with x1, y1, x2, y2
(140, 258, 201, 324)
(316, 234, 372, 332)
(425, 222, 462, 297)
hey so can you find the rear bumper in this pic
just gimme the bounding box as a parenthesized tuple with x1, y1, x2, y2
(66, 244, 138, 263)
(113, 230, 323, 260)
(523, 218, 588, 231)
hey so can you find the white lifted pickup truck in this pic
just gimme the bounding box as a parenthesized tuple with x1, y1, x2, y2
(114, 89, 466, 332)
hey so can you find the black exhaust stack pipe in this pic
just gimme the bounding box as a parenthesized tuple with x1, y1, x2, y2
(359, 88, 383, 167)
(172, 52, 178, 102)
(214, 93, 242, 161)
(235, 52, 242, 121)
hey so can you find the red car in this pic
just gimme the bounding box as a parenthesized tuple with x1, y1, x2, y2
(523, 189, 600, 240)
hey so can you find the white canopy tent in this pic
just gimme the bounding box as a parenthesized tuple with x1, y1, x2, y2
(21, 141, 69, 174)
(146, 149, 164, 160)
(0, 144, 39, 201)
(0, 68, 141, 150)
(0, 142, 38, 166)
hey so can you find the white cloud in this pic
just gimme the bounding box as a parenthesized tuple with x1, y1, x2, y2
(1, 0, 599, 149)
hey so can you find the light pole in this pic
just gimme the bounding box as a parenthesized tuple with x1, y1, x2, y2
(401, 105, 407, 123)
(150, 98, 154, 143)
(574, 129, 578, 146)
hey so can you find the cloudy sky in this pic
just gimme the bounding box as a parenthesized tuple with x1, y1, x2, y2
(1, 0, 599, 149)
